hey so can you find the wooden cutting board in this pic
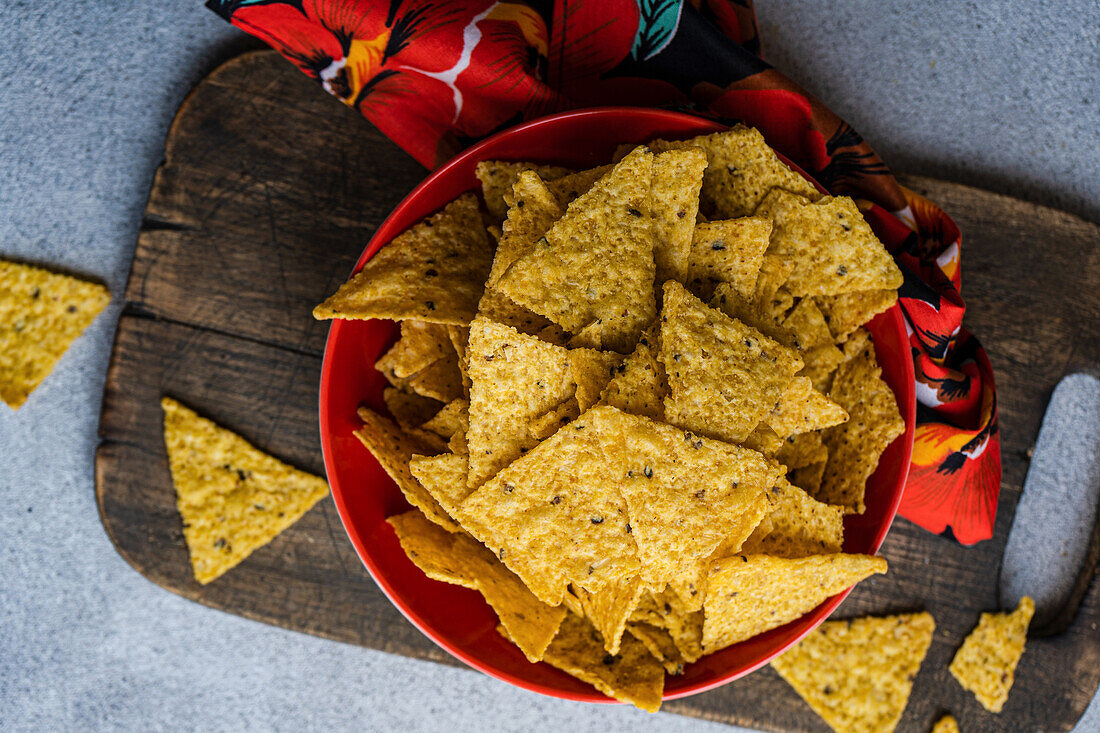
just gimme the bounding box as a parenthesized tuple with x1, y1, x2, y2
(95, 50, 1100, 732)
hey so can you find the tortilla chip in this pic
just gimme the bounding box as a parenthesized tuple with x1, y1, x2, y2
(800, 342, 846, 393)
(741, 477, 845, 557)
(509, 614, 665, 712)
(570, 349, 622, 412)
(459, 405, 775, 603)
(446, 325, 471, 393)
(389, 510, 566, 661)
(409, 452, 471, 521)
(709, 266, 797, 348)
(820, 341, 904, 513)
(375, 321, 454, 380)
(599, 328, 667, 421)
(544, 165, 613, 208)
(649, 147, 707, 284)
(575, 576, 645, 654)
(313, 194, 492, 324)
(420, 398, 469, 441)
(382, 387, 441, 433)
(777, 432, 829, 470)
(355, 406, 458, 532)
(627, 622, 687, 675)
(486, 171, 564, 289)
(702, 553, 887, 653)
(949, 596, 1034, 713)
(782, 297, 834, 352)
(0, 259, 110, 409)
(661, 280, 803, 443)
(632, 588, 706, 663)
(741, 423, 784, 456)
(766, 376, 849, 439)
(790, 460, 827, 494)
(161, 397, 329, 585)
(686, 217, 772, 301)
(817, 289, 898, 342)
(932, 715, 960, 733)
(465, 317, 588, 489)
(475, 160, 570, 221)
(770, 612, 936, 733)
(476, 288, 562, 340)
(754, 190, 903, 297)
(496, 148, 656, 353)
(646, 125, 821, 218)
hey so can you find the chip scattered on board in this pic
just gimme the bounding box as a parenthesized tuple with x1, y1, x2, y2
(770, 612, 936, 733)
(702, 553, 887, 653)
(686, 217, 772, 301)
(575, 576, 645, 655)
(949, 595, 1034, 713)
(645, 125, 821, 218)
(766, 376, 849, 440)
(475, 160, 570, 221)
(501, 613, 665, 712)
(495, 147, 656, 352)
(465, 317, 590, 489)
(0, 258, 110, 409)
(161, 397, 329, 585)
(741, 477, 845, 557)
(375, 320, 455, 380)
(820, 339, 904, 513)
(389, 510, 566, 661)
(599, 328, 667, 421)
(816, 289, 898, 342)
(313, 194, 492, 324)
(459, 405, 775, 603)
(355, 406, 459, 532)
(932, 715, 961, 733)
(660, 280, 803, 443)
(648, 147, 707, 284)
(754, 189, 903, 297)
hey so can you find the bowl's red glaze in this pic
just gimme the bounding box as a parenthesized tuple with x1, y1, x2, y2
(318, 108, 916, 704)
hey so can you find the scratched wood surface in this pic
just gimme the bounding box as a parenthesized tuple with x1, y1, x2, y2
(96, 51, 1100, 732)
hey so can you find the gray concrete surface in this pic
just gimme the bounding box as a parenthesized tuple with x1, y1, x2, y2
(0, 2, 1097, 731)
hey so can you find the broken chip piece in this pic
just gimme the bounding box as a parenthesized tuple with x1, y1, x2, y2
(949, 596, 1034, 713)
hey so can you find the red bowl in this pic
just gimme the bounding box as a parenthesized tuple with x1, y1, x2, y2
(318, 108, 916, 704)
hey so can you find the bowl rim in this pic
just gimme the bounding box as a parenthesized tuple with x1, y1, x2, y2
(318, 106, 917, 704)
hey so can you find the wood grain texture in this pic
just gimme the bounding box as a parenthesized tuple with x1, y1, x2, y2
(96, 51, 1100, 732)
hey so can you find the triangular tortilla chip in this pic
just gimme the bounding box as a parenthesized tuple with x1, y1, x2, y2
(382, 387, 441, 432)
(770, 612, 936, 733)
(402, 348, 465, 404)
(649, 147, 707, 284)
(354, 406, 458, 532)
(0, 259, 110, 409)
(741, 423, 784, 456)
(389, 510, 566, 661)
(420, 398, 469, 441)
(161, 397, 329, 585)
(661, 281, 803, 443)
(465, 317, 581, 489)
(544, 164, 613, 208)
(949, 596, 1034, 712)
(575, 576, 645, 654)
(686, 217, 772, 301)
(496, 148, 656, 352)
(503, 614, 665, 712)
(820, 340, 904, 513)
(475, 160, 570, 221)
(790, 460, 827, 494)
(645, 125, 821, 218)
(816, 289, 898, 342)
(569, 348, 622, 412)
(932, 715, 961, 733)
(476, 288, 563, 341)
(766, 376, 849, 439)
(741, 477, 845, 557)
(313, 194, 492, 324)
(409, 452, 471, 521)
(702, 553, 887, 653)
(631, 588, 705, 663)
(754, 190, 903, 297)
(375, 321, 454, 380)
(599, 328, 667, 421)
(800, 342, 846, 394)
(460, 405, 775, 602)
(627, 622, 686, 675)
(485, 171, 563, 289)
(777, 431, 829, 471)
(782, 297, 834, 352)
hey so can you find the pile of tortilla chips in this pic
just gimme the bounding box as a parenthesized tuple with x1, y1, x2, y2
(315, 125, 906, 711)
